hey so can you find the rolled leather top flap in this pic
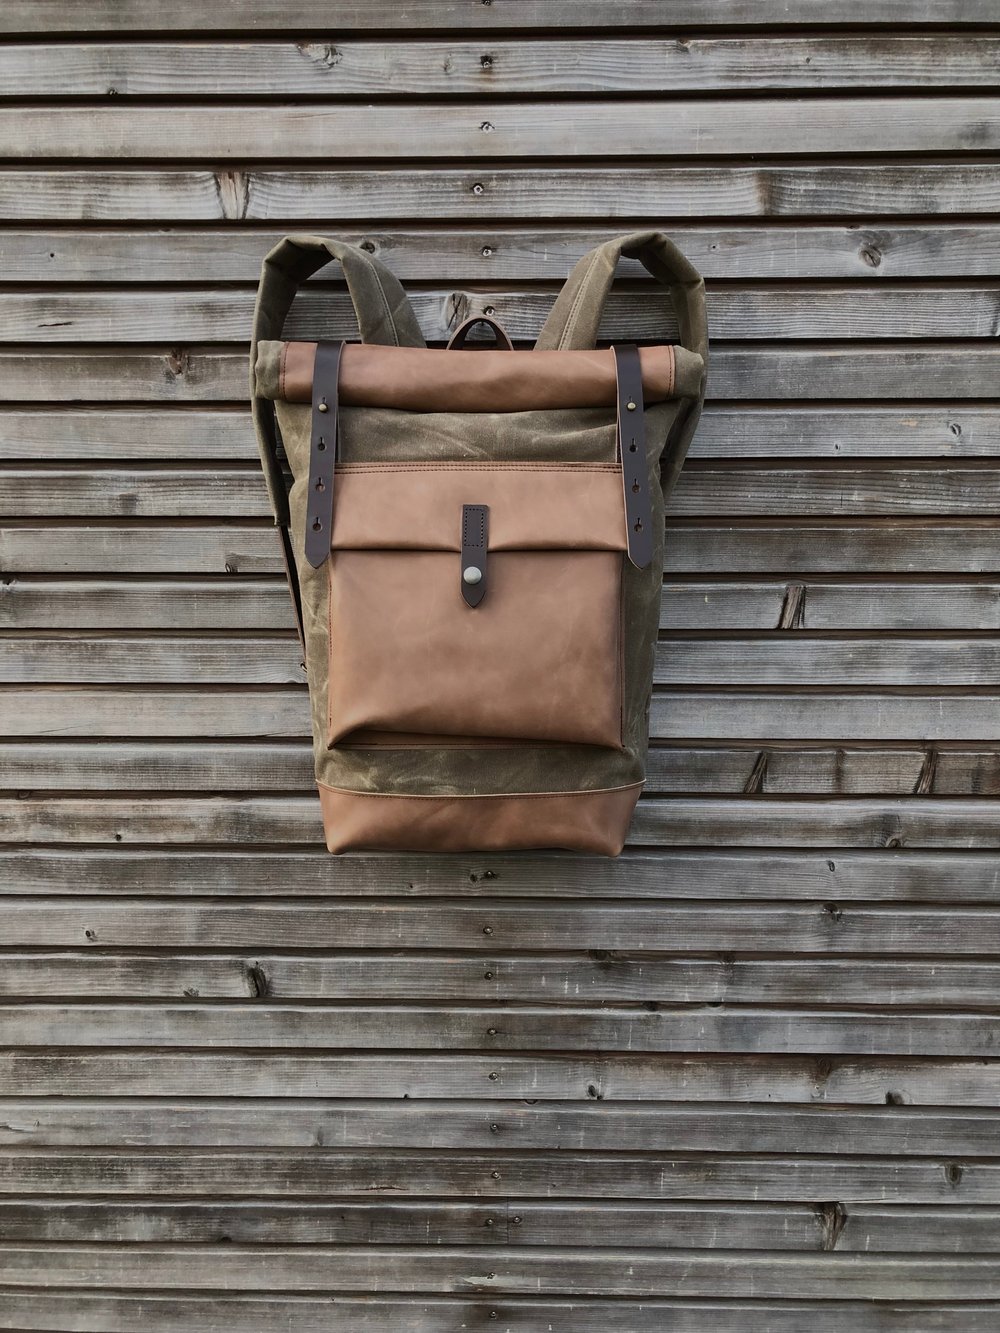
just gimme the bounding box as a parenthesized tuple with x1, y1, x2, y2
(255, 339, 704, 412)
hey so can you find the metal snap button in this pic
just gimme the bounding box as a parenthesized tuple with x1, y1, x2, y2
(463, 565, 483, 585)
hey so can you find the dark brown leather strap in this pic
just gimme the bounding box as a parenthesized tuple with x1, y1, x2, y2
(461, 504, 489, 607)
(305, 340, 345, 568)
(447, 315, 514, 351)
(613, 343, 653, 570)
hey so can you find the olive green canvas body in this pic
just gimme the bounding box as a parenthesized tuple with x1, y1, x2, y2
(250, 231, 708, 850)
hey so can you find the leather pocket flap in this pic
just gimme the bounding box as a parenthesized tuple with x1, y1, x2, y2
(329, 463, 627, 552)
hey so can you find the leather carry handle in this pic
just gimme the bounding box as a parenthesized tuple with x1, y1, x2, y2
(447, 314, 514, 351)
(534, 230, 708, 496)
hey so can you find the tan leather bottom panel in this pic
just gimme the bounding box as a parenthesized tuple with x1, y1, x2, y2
(280, 340, 675, 410)
(327, 550, 623, 748)
(317, 780, 643, 855)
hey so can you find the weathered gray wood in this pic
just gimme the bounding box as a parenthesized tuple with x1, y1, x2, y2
(9, 522, 1000, 576)
(6, 38, 1000, 97)
(5, 847, 1000, 902)
(3, 1050, 999, 1103)
(6, 347, 996, 402)
(8, 227, 1000, 282)
(7, 688, 1000, 741)
(1, 1148, 994, 1202)
(8, 634, 1000, 689)
(3, 165, 1000, 222)
(0, 579, 295, 629)
(3, 847, 1000, 902)
(6, 896, 1000, 954)
(670, 525, 1000, 575)
(2, 1293, 999, 1333)
(7, 570, 1000, 638)
(5, 1197, 963, 1250)
(4, 0, 996, 30)
(5, 1098, 998, 1153)
(5, 1241, 1000, 1299)
(0, 407, 251, 460)
(12, 461, 1000, 520)
(4, 953, 1000, 1007)
(8, 284, 1000, 343)
(2, 738, 975, 795)
(7, 99, 1000, 160)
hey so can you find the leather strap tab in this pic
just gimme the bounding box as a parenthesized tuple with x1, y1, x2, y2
(447, 315, 514, 351)
(613, 343, 653, 570)
(305, 339, 345, 568)
(461, 504, 489, 607)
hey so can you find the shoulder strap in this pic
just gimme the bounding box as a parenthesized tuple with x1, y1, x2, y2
(249, 234, 425, 528)
(535, 230, 708, 478)
(249, 235, 424, 649)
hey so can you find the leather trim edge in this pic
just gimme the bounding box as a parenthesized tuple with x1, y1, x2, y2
(317, 780, 643, 856)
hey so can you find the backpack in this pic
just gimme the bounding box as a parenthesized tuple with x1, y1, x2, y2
(249, 230, 708, 855)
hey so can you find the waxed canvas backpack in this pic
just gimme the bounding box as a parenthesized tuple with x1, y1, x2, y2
(250, 231, 708, 855)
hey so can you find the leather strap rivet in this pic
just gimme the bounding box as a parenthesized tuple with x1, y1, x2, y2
(318, 399, 329, 413)
(626, 400, 637, 411)
(463, 565, 483, 585)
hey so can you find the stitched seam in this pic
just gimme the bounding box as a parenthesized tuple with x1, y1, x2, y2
(336, 463, 619, 474)
(317, 779, 644, 800)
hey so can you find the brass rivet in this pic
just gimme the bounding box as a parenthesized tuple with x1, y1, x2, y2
(626, 400, 637, 411)
(318, 400, 329, 413)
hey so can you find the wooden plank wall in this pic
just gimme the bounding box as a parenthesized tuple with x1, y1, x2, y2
(1, 3, 1000, 1328)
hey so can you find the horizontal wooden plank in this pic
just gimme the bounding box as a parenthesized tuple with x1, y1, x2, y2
(1, 1148, 991, 1203)
(5, 634, 1000, 689)
(7, 99, 1000, 161)
(4, 165, 1000, 223)
(5, 688, 1000, 742)
(0, 1198, 844, 1248)
(12, 462, 1000, 520)
(6, 347, 997, 402)
(652, 694, 1000, 743)
(4, 952, 1000, 1007)
(8, 406, 994, 462)
(11, 226, 1000, 285)
(8, 284, 1000, 343)
(3, 848, 998, 902)
(4, 1051, 999, 1103)
(6, 38, 1000, 97)
(2, 1293, 999, 1333)
(8, 523, 1000, 577)
(671, 525, 1000, 575)
(0, 579, 297, 629)
(5, 0, 997, 32)
(6, 579, 1000, 633)
(6, 1198, 986, 1253)
(7, 1240, 1000, 1300)
(7, 739, 1000, 798)
(6, 896, 1000, 954)
(3, 1099, 1000, 1154)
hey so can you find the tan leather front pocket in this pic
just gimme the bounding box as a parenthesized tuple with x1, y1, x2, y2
(327, 549, 623, 748)
(324, 463, 626, 750)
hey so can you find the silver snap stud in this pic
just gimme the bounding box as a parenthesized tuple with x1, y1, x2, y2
(463, 565, 483, 585)
(318, 400, 329, 413)
(626, 400, 637, 411)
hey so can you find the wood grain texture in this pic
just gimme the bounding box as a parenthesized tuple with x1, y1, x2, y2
(6, 99, 1000, 160)
(3, 9, 996, 1323)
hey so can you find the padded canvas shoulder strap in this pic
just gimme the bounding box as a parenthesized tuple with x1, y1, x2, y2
(250, 234, 426, 527)
(534, 230, 709, 480)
